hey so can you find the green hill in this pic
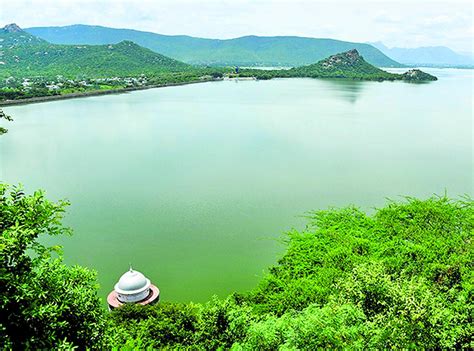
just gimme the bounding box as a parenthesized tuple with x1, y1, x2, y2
(25, 24, 403, 67)
(242, 50, 437, 81)
(0, 24, 189, 78)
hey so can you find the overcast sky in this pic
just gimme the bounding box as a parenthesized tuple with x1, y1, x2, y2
(1, 0, 472, 53)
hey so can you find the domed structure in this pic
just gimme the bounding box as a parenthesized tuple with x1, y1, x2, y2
(107, 267, 160, 310)
(115, 269, 151, 302)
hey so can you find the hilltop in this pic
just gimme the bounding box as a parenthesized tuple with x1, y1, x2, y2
(0, 24, 189, 78)
(25, 24, 403, 67)
(290, 49, 395, 79)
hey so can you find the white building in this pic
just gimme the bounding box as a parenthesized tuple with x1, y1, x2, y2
(107, 267, 160, 310)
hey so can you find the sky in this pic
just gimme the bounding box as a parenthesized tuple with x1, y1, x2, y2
(1, 0, 473, 53)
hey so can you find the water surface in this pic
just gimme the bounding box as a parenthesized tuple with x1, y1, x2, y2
(1, 68, 472, 302)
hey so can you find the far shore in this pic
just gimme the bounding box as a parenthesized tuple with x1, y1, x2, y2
(0, 77, 223, 107)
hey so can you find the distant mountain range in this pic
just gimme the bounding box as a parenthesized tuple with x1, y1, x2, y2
(369, 42, 474, 67)
(0, 24, 188, 78)
(25, 24, 403, 68)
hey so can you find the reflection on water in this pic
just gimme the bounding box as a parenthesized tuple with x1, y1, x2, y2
(318, 79, 367, 104)
(1, 69, 472, 303)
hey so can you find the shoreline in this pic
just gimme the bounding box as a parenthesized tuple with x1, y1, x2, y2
(0, 71, 438, 107)
(0, 78, 222, 107)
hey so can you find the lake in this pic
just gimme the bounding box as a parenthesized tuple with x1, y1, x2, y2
(1, 68, 472, 303)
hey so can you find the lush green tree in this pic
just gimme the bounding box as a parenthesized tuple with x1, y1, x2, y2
(0, 184, 106, 349)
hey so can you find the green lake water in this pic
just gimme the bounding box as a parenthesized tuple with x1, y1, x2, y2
(1, 68, 472, 303)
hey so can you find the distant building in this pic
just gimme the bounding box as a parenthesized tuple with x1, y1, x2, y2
(107, 267, 160, 310)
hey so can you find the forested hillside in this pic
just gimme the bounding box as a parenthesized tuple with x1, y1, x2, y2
(0, 25, 189, 78)
(26, 24, 403, 67)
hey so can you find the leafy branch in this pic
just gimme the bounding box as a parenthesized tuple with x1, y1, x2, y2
(0, 108, 13, 135)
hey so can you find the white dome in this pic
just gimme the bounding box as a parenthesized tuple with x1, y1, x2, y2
(114, 269, 151, 295)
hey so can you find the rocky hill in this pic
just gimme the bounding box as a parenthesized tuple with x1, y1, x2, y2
(401, 69, 438, 81)
(0, 23, 47, 48)
(286, 49, 436, 81)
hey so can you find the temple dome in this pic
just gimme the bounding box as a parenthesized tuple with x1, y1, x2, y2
(108, 267, 160, 308)
(115, 268, 150, 294)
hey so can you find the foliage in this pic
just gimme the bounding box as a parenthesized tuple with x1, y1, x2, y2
(234, 302, 367, 350)
(105, 296, 256, 350)
(0, 109, 13, 134)
(0, 184, 105, 349)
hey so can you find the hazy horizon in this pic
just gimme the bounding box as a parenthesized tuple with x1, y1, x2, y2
(1, 0, 472, 53)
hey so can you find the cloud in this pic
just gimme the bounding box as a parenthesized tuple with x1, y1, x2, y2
(423, 15, 453, 26)
(374, 12, 403, 24)
(0, 0, 472, 52)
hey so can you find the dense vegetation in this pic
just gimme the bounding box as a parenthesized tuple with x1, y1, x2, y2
(1, 183, 472, 349)
(0, 185, 105, 349)
(25, 24, 403, 67)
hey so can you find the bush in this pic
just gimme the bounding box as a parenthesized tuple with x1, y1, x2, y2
(0, 184, 105, 349)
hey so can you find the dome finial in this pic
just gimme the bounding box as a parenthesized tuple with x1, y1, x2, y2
(129, 263, 133, 272)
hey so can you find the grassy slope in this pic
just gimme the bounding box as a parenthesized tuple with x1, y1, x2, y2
(26, 24, 403, 67)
